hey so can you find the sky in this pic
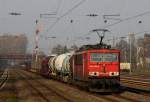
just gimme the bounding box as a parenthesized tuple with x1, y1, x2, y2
(0, 0, 150, 54)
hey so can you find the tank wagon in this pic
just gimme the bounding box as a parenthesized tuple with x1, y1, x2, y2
(48, 53, 73, 81)
(48, 55, 57, 77)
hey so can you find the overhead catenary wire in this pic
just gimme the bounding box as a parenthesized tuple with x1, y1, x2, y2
(44, 0, 87, 35)
(103, 10, 150, 28)
(72, 31, 91, 42)
(72, 28, 150, 48)
(55, 0, 63, 15)
(106, 29, 150, 42)
(72, 25, 150, 46)
(73, 10, 150, 43)
(40, 0, 62, 17)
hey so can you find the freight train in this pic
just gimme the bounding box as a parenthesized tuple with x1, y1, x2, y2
(25, 45, 120, 92)
(26, 31, 121, 92)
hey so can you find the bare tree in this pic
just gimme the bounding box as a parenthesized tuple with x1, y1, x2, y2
(116, 39, 130, 62)
(70, 44, 78, 50)
(51, 44, 69, 55)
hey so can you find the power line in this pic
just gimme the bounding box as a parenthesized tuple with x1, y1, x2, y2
(55, 0, 63, 15)
(72, 28, 150, 45)
(44, 0, 87, 35)
(74, 10, 150, 42)
(106, 29, 150, 42)
(60, 0, 87, 19)
(72, 31, 91, 42)
(103, 10, 150, 28)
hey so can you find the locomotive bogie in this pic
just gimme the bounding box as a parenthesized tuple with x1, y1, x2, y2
(89, 78, 120, 92)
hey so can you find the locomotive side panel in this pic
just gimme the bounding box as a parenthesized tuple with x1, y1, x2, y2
(83, 52, 89, 80)
(74, 54, 84, 80)
(71, 52, 89, 81)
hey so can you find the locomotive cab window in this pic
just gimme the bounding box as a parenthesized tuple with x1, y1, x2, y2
(90, 53, 118, 62)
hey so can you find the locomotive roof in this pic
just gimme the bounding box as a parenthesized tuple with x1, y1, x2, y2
(88, 49, 120, 52)
(74, 49, 120, 55)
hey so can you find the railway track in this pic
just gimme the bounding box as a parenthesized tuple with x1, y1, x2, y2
(15, 69, 150, 102)
(120, 74, 150, 99)
(19, 70, 129, 102)
(121, 78, 150, 87)
(0, 69, 8, 89)
(0, 70, 4, 77)
(16, 70, 74, 102)
(121, 73, 150, 79)
(121, 76, 150, 82)
(87, 84, 150, 102)
(84, 86, 150, 102)
(90, 86, 150, 102)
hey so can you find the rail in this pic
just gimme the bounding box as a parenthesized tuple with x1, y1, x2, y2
(0, 70, 8, 89)
(16, 70, 73, 102)
(121, 77, 150, 95)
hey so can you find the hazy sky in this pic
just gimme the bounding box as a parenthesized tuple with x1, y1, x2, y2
(0, 0, 150, 54)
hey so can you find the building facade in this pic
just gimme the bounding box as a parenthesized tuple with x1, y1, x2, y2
(0, 34, 28, 55)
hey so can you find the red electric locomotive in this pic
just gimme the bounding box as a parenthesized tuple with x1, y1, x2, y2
(70, 29, 120, 92)
(70, 48, 120, 92)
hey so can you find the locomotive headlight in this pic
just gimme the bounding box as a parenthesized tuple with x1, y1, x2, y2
(89, 72, 99, 76)
(109, 72, 119, 76)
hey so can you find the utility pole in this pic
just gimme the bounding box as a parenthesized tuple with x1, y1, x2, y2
(130, 34, 132, 74)
(35, 20, 39, 62)
(112, 36, 115, 47)
(129, 33, 135, 74)
(46, 36, 56, 54)
(39, 13, 57, 54)
(120, 37, 127, 62)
